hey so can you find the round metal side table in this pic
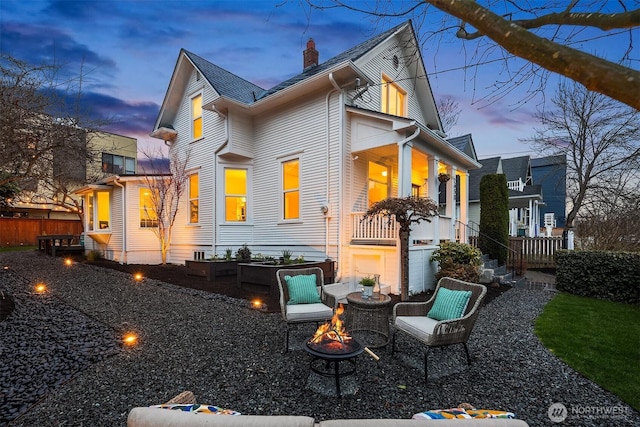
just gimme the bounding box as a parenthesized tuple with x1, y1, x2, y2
(346, 292, 391, 348)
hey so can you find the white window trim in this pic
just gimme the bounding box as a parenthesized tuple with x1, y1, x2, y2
(223, 167, 249, 224)
(217, 161, 253, 226)
(381, 73, 406, 117)
(280, 155, 302, 223)
(190, 91, 204, 142)
(139, 187, 158, 229)
(188, 172, 200, 225)
(91, 190, 111, 232)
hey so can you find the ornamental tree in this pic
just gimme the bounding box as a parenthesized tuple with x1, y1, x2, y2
(363, 196, 439, 301)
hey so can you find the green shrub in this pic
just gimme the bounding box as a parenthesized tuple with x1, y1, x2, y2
(235, 244, 251, 261)
(431, 242, 482, 282)
(556, 250, 640, 304)
(479, 174, 509, 264)
(86, 250, 103, 261)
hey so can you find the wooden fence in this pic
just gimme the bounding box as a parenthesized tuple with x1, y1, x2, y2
(0, 218, 83, 247)
(469, 236, 563, 269)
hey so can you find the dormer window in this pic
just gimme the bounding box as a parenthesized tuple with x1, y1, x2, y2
(381, 74, 406, 117)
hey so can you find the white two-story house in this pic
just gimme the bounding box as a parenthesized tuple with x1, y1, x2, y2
(76, 21, 480, 294)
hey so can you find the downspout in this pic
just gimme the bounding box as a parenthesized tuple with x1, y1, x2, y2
(328, 73, 343, 281)
(113, 176, 126, 264)
(212, 106, 229, 255)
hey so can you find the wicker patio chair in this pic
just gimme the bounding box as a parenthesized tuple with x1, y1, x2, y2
(276, 267, 335, 352)
(392, 277, 487, 382)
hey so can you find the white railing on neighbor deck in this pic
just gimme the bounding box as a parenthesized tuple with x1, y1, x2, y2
(507, 179, 525, 191)
(351, 212, 398, 242)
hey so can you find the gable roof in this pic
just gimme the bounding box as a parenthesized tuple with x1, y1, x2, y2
(501, 156, 531, 182)
(446, 134, 478, 162)
(257, 21, 409, 100)
(183, 50, 264, 104)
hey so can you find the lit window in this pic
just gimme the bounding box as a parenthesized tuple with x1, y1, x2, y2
(96, 191, 110, 230)
(283, 159, 299, 220)
(140, 188, 158, 228)
(381, 75, 406, 116)
(189, 174, 199, 223)
(192, 93, 202, 140)
(368, 161, 389, 206)
(225, 169, 247, 222)
(87, 195, 94, 231)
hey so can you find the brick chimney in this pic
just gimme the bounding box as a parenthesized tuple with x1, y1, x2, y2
(303, 38, 319, 69)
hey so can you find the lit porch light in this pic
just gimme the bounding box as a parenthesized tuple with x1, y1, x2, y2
(64, 258, 73, 266)
(34, 282, 47, 294)
(133, 273, 143, 282)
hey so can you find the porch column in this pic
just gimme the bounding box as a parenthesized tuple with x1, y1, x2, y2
(446, 167, 455, 216)
(445, 166, 456, 241)
(397, 140, 413, 197)
(528, 199, 534, 237)
(458, 172, 469, 243)
(428, 156, 440, 244)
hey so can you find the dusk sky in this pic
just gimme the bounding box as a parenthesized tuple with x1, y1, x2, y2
(1, 1, 636, 160)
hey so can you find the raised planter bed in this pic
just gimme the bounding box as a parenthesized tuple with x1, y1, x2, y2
(185, 260, 239, 281)
(237, 260, 335, 299)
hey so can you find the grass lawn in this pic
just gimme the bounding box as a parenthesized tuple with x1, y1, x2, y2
(535, 292, 640, 411)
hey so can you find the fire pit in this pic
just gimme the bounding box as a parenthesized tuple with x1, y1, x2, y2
(304, 305, 364, 397)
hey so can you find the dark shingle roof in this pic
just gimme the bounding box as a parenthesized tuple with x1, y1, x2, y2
(469, 157, 501, 201)
(256, 21, 409, 100)
(183, 50, 265, 104)
(181, 21, 410, 105)
(446, 134, 477, 161)
(501, 156, 530, 182)
(531, 154, 566, 168)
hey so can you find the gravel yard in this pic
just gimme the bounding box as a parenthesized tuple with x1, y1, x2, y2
(1, 251, 638, 426)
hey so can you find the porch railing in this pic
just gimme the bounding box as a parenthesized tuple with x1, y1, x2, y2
(351, 212, 398, 243)
(351, 212, 455, 245)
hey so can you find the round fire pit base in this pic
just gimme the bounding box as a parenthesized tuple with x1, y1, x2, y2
(306, 368, 359, 397)
(304, 337, 364, 398)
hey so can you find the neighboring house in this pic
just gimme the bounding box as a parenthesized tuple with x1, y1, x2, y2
(531, 155, 567, 231)
(468, 155, 545, 237)
(3, 131, 137, 219)
(76, 21, 480, 294)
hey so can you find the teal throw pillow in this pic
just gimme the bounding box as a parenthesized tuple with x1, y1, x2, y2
(285, 274, 321, 305)
(427, 287, 472, 321)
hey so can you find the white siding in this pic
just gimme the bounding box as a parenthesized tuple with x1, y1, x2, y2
(352, 40, 426, 124)
(165, 68, 225, 263)
(247, 89, 338, 259)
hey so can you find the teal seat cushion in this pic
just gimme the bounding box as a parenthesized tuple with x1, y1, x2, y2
(427, 287, 472, 321)
(285, 274, 322, 305)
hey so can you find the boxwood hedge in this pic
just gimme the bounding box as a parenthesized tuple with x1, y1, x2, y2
(555, 250, 640, 304)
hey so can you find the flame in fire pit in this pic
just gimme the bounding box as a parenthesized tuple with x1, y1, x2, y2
(308, 304, 359, 354)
